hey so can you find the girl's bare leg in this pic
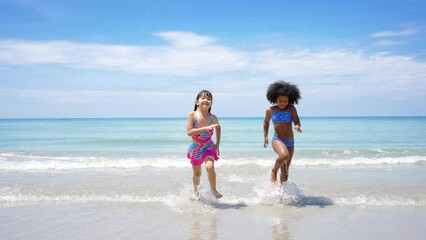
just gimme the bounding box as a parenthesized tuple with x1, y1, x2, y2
(205, 158, 222, 199)
(280, 146, 294, 183)
(192, 165, 202, 196)
(271, 140, 290, 183)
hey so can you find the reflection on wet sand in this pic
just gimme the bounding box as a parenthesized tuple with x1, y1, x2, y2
(189, 213, 218, 240)
(271, 220, 292, 240)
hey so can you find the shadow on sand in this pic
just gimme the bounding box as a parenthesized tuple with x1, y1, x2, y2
(198, 200, 248, 210)
(288, 195, 334, 208)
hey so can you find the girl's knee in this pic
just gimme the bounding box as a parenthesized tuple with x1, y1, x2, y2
(205, 158, 215, 171)
(278, 153, 289, 161)
(193, 168, 202, 178)
(205, 164, 215, 173)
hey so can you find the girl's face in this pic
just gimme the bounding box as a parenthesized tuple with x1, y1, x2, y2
(276, 95, 289, 109)
(196, 93, 212, 111)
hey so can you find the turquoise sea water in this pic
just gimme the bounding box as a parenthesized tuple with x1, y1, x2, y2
(0, 117, 425, 209)
(0, 117, 425, 168)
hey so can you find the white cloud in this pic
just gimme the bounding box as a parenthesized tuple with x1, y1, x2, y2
(154, 31, 216, 48)
(373, 39, 406, 46)
(370, 28, 418, 38)
(0, 88, 124, 103)
(253, 49, 425, 86)
(370, 24, 422, 47)
(0, 32, 249, 76)
(0, 87, 190, 103)
(369, 25, 422, 47)
(0, 31, 425, 98)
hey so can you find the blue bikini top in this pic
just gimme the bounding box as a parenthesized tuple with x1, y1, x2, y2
(271, 107, 292, 124)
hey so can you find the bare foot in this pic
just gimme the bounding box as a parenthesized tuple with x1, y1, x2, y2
(280, 173, 288, 184)
(193, 186, 200, 199)
(270, 169, 278, 183)
(211, 189, 223, 199)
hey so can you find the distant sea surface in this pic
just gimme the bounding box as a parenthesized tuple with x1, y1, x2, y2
(1, 117, 424, 168)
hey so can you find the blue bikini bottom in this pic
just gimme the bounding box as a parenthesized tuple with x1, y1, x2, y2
(272, 136, 295, 147)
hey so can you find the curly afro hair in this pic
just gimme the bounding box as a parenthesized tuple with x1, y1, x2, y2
(266, 81, 301, 105)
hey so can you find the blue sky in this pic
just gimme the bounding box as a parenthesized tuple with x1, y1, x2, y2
(0, 0, 425, 118)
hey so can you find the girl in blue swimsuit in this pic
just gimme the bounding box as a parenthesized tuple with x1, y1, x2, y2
(263, 81, 302, 184)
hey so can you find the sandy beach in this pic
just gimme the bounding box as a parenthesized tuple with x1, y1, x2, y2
(1, 165, 425, 240)
(1, 197, 425, 239)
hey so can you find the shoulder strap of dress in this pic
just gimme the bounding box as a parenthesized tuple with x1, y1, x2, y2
(209, 113, 213, 125)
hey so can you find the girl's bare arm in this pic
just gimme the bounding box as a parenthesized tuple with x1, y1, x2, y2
(263, 108, 272, 147)
(213, 115, 221, 146)
(291, 106, 302, 133)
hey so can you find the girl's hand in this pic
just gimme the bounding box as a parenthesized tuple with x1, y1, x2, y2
(214, 144, 220, 156)
(264, 137, 269, 148)
(294, 125, 302, 133)
(209, 123, 220, 130)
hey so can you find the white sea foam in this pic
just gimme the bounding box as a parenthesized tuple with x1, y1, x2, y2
(293, 156, 425, 167)
(0, 151, 424, 171)
(2, 185, 423, 209)
(0, 152, 189, 170)
(0, 186, 223, 213)
(227, 175, 246, 183)
(333, 195, 426, 207)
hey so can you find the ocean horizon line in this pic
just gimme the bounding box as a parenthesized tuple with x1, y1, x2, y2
(0, 115, 425, 120)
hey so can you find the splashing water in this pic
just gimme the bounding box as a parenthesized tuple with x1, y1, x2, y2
(251, 181, 305, 206)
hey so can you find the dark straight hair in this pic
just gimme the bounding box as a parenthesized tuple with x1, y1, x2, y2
(193, 90, 213, 113)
